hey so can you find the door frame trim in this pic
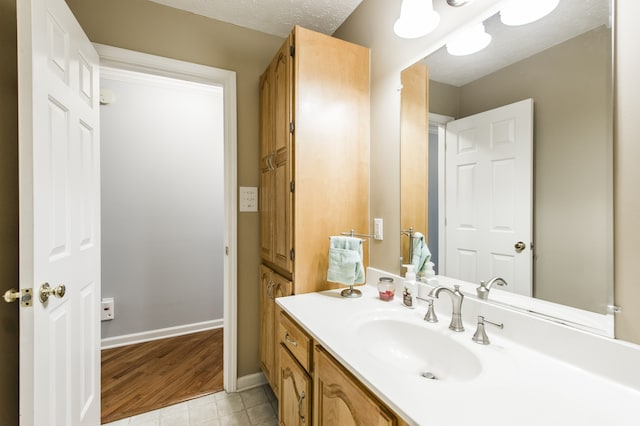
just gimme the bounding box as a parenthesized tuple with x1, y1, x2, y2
(93, 43, 239, 391)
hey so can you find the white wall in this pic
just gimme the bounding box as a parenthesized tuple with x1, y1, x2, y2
(100, 68, 225, 339)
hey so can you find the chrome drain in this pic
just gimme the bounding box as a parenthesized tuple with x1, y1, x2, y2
(421, 371, 438, 380)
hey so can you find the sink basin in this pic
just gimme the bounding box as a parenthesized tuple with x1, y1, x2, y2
(356, 319, 482, 381)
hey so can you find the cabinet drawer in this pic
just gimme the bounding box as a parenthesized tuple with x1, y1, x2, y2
(279, 312, 312, 372)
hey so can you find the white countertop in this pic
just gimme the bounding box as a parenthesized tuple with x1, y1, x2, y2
(277, 283, 640, 426)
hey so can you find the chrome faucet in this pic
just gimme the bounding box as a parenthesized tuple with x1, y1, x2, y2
(476, 277, 507, 300)
(428, 285, 464, 332)
(472, 316, 504, 345)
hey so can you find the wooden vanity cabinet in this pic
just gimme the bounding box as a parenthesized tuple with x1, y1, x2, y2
(313, 346, 400, 426)
(259, 36, 293, 274)
(260, 265, 293, 394)
(259, 24, 370, 401)
(259, 24, 370, 292)
(278, 311, 313, 425)
(280, 345, 312, 425)
(277, 312, 406, 426)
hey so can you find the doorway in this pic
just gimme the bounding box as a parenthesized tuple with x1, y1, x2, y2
(95, 44, 238, 419)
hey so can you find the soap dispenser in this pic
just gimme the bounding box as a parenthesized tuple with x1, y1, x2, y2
(423, 261, 439, 287)
(402, 264, 417, 308)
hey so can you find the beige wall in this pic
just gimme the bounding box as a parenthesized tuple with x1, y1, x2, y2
(437, 27, 612, 313)
(64, 0, 283, 376)
(430, 80, 460, 118)
(337, 0, 640, 345)
(334, 0, 505, 274)
(0, 0, 19, 423)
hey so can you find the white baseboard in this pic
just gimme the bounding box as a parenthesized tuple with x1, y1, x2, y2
(236, 372, 267, 392)
(101, 319, 224, 350)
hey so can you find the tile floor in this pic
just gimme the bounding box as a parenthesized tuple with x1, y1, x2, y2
(103, 384, 278, 426)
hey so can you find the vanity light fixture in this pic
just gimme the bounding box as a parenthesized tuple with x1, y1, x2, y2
(445, 22, 492, 56)
(394, 0, 440, 39)
(500, 0, 560, 26)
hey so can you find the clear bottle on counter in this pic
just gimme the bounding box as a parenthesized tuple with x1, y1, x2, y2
(402, 264, 416, 308)
(377, 277, 395, 301)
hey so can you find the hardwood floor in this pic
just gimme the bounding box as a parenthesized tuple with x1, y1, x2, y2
(101, 328, 224, 424)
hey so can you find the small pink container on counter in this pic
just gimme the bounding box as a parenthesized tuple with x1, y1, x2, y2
(377, 277, 395, 301)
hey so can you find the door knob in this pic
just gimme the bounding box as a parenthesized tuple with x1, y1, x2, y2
(514, 241, 526, 253)
(3, 288, 33, 307)
(39, 283, 66, 303)
(3, 288, 21, 303)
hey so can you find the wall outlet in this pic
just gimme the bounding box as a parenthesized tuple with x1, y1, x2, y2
(374, 218, 384, 240)
(101, 298, 115, 321)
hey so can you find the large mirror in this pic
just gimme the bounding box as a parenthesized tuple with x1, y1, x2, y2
(400, 0, 613, 330)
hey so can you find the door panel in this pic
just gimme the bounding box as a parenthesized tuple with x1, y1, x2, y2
(18, 0, 101, 424)
(445, 99, 533, 296)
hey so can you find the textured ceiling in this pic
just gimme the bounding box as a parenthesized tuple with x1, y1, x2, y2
(148, 0, 610, 86)
(148, 0, 365, 37)
(424, 0, 611, 86)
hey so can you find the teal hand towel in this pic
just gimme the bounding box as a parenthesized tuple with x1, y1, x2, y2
(327, 236, 365, 285)
(411, 232, 431, 276)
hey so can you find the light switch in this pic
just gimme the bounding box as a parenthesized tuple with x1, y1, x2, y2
(239, 186, 258, 212)
(374, 218, 384, 240)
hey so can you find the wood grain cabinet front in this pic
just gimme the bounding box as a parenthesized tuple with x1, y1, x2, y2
(260, 265, 293, 395)
(279, 344, 312, 426)
(313, 345, 400, 426)
(279, 311, 312, 372)
(260, 23, 371, 415)
(259, 25, 370, 292)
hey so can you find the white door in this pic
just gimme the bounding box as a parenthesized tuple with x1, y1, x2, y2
(445, 99, 533, 296)
(17, 0, 101, 424)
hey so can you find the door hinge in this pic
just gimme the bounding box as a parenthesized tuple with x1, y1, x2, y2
(290, 45, 295, 57)
(290, 181, 295, 192)
(225, 246, 230, 256)
(290, 121, 295, 134)
(290, 249, 295, 261)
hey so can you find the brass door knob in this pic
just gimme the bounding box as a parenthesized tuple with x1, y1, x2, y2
(3, 288, 20, 303)
(39, 283, 66, 303)
(3, 288, 33, 307)
(514, 241, 526, 253)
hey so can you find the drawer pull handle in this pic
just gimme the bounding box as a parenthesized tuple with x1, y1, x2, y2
(285, 332, 298, 347)
(298, 390, 306, 422)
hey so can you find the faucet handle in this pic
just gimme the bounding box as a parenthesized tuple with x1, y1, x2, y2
(424, 298, 438, 323)
(472, 316, 504, 345)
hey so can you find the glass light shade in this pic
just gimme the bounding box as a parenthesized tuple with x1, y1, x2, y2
(500, 0, 560, 26)
(446, 23, 492, 56)
(394, 0, 441, 39)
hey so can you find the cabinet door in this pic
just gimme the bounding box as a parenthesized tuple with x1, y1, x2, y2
(259, 266, 276, 390)
(260, 265, 294, 396)
(314, 346, 397, 426)
(259, 164, 274, 263)
(272, 37, 293, 274)
(279, 344, 312, 426)
(259, 69, 274, 263)
(272, 271, 293, 395)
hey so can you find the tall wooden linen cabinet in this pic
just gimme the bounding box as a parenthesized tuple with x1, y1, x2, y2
(259, 26, 370, 398)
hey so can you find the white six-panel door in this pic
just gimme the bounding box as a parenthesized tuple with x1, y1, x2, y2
(445, 99, 533, 297)
(17, 0, 100, 424)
